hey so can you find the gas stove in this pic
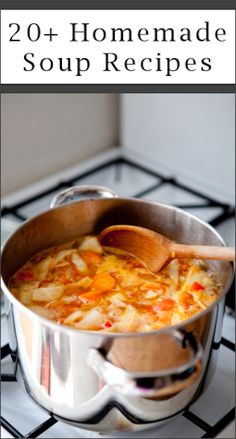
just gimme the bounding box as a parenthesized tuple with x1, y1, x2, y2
(1, 148, 235, 438)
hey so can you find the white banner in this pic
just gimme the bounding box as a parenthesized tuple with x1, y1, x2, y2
(1, 9, 235, 84)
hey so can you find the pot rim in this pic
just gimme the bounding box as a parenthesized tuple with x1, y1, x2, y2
(1, 197, 234, 339)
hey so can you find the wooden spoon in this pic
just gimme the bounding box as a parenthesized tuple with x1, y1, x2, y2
(99, 225, 235, 273)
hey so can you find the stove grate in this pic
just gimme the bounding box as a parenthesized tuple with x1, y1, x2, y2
(1, 157, 234, 223)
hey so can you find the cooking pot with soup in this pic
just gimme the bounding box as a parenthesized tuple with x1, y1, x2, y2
(1, 186, 234, 433)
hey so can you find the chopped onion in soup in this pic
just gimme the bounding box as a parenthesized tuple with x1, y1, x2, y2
(8, 235, 222, 333)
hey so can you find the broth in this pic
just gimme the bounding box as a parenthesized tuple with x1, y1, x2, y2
(8, 235, 221, 332)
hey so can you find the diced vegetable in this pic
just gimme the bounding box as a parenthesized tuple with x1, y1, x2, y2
(91, 273, 116, 292)
(190, 293, 207, 309)
(191, 282, 204, 291)
(76, 277, 92, 288)
(109, 293, 126, 307)
(79, 289, 103, 302)
(182, 292, 194, 307)
(107, 304, 123, 320)
(114, 305, 139, 332)
(153, 298, 175, 312)
(143, 290, 158, 299)
(164, 259, 179, 286)
(120, 270, 142, 288)
(64, 310, 82, 324)
(9, 234, 221, 333)
(79, 236, 102, 254)
(19, 281, 40, 291)
(141, 282, 165, 292)
(36, 256, 53, 280)
(18, 290, 32, 305)
(76, 308, 103, 329)
(54, 250, 75, 265)
(181, 265, 209, 292)
(61, 295, 77, 304)
(32, 285, 64, 302)
(71, 253, 87, 272)
(81, 251, 102, 265)
(63, 278, 92, 294)
(54, 261, 70, 268)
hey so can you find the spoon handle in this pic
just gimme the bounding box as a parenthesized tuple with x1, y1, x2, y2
(171, 244, 235, 261)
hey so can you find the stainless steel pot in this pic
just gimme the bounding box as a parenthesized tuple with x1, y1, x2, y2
(1, 185, 234, 433)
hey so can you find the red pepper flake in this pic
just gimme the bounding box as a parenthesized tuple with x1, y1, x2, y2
(104, 320, 112, 328)
(191, 282, 204, 291)
(16, 271, 34, 281)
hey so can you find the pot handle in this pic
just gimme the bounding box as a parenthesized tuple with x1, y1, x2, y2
(50, 185, 118, 208)
(87, 330, 202, 398)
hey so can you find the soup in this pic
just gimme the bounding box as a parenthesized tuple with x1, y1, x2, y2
(8, 235, 221, 332)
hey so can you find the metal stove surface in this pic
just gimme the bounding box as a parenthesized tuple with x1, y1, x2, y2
(1, 151, 235, 438)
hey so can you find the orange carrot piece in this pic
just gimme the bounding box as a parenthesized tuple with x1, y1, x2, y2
(64, 285, 82, 295)
(79, 290, 103, 301)
(182, 293, 193, 307)
(153, 298, 175, 312)
(81, 251, 102, 265)
(91, 273, 116, 292)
